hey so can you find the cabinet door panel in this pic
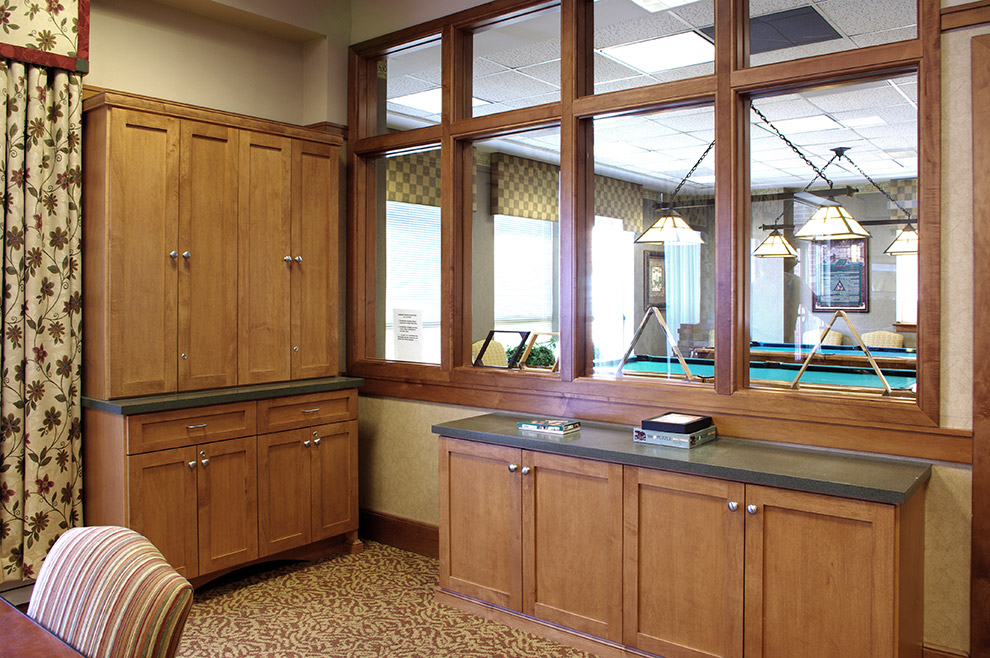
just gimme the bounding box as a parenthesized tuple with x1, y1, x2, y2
(108, 109, 179, 397)
(197, 436, 259, 574)
(523, 452, 622, 641)
(238, 131, 292, 385)
(258, 429, 311, 556)
(624, 468, 744, 658)
(128, 447, 198, 578)
(744, 485, 895, 658)
(178, 121, 238, 391)
(311, 421, 358, 540)
(439, 437, 522, 610)
(291, 140, 339, 380)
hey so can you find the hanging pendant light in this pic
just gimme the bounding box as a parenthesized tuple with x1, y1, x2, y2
(753, 227, 798, 257)
(883, 222, 919, 255)
(635, 140, 714, 245)
(793, 205, 871, 241)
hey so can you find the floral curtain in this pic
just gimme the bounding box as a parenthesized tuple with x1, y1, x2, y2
(0, 59, 82, 582)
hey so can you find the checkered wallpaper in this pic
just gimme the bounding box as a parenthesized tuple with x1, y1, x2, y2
(386, 150, 442, 207)
(885, 178, 918, 221)
(491, 152, 559, 222)
(595, 175, 643, 231)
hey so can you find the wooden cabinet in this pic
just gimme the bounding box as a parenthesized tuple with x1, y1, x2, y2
(83, 92, 341, 399)
(83, 388, 360, 584)
(439, 437, 622, 641)
(438, 438, 924, 658)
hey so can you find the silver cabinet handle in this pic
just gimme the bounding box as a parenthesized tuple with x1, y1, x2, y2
(727, 501, 739, 512)
(301, 408, 320, 414)
(181, 353, 188, 360)
(293, 346, 299, 352)
(284, 256, 292, 263)
(187, 423, 206, 429)
(746, 504, 758, 515)
(520, 466, 531, 475)
(188, 461, 197, 469)
(201, 458, 210, 467)
(304, 440, 312, 447)
(294, 256, 302, 263)
(169, 250, 179, 259)
(314, 438, 322, 446)
(182, 251, 191, 259)
(508, 464, 518, 473)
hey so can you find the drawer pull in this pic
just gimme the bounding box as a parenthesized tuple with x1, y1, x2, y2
(301, 408, 321, 414)
(508, 464, 518, 473)
(304, 440, 312, 447)
(201, 458, 210, 467)
(520, 466, 532, 475)
(314, 438, 322, 446)
(746, 504, 758, 515)
(188, 461, 197, 469)
(186, 423, 207, 430)
(727, 501, 739, 512)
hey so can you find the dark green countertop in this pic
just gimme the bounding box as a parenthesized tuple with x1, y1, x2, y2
(433, 413, 931, 505)
(83, 376, 364, 415)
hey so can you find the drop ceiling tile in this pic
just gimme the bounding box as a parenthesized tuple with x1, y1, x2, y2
(593, 12, 697, 49)
(480, 39, 561, 70)
(594, 52, 645, 83)
(668, 1, 715, 28)
(853, 122, 917, 140)
(594, 76, 657, 94)
(473, 70, 560, 104)
(636, 132, 710, 150)
(596, 120, 677, 143)
(815, 0, 916, 36)
(752, 97, 822, 121)
(849, 26, 916, 48)
(803, 84, 905, 113)
(750, 0, 810, 16)
(651, 109, 714, 132)
(387, 75, 437, 98)
(749, 37, 855, 66)
(473, 58, 512, 78)
(517, 60, 561, 86)
(412, 66, 443, 86)
(832, 104, 916, 127)
(646, 61, 715, 84)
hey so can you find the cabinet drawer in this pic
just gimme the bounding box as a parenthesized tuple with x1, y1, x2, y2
(258, 390, 356, 433)
(126, 402, 257, 455)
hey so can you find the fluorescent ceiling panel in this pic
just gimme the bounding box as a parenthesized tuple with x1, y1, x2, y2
(628, 0, 696, 12)
(600, 32, 714, 73)
(390, 88, 488, 113)
(759, 114, 841, 133)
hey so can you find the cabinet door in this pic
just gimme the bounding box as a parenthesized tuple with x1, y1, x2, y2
(523, 452, 623, 641)
(237, 131, 292, 385)
(197, 436, 259, 574)
(623, 468, 744, 658)
(128, 446, 199, 579)
(178, 121, 238, 391)
(258, 429, 312, 556)
(310, 420, 358, 540)
(744, 485, 895, 658)
(439, 437, 522, 610)
(108, 109, 179, 397)
(291, 140, 339, 380)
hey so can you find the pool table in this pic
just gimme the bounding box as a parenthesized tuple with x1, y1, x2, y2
(690, 340, 916, 370)
(614, 354, 916, 395)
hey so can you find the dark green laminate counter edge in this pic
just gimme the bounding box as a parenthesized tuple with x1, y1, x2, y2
(82, 377, 365, 415)
(433, 413, 932, 505)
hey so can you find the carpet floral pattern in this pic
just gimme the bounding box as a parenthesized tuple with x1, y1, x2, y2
(177, 541, 596, 658)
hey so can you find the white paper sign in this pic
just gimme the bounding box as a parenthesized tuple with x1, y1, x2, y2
(393, 309, 423, 361)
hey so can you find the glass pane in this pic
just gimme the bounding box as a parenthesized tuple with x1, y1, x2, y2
(373, 148, 442, 363)
(471, 126, 561, 371)
(473, 6, 562, 117)
(377, 37, 442, 134)
(747, 0, 916, 68)
(748, 74, 918, 399)
(594, 0, 715, 94)
(591, 106, 716, 384)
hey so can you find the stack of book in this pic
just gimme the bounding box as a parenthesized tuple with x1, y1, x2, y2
(517, 418, 580, 435)
(632, 412, 716, 449)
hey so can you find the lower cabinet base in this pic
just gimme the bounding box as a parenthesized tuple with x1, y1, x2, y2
(435, 588, 655, 658)
(189, 530, 363, 589)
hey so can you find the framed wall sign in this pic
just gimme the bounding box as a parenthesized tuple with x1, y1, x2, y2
(644, 249, 666, 310)
(812, 238, 869, 312)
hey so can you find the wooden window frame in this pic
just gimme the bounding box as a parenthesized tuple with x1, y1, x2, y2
(347, 0, 970, 463)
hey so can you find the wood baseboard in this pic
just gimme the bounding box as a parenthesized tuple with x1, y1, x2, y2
(924, 645, 970, 658)
(359, 509, 439, 558)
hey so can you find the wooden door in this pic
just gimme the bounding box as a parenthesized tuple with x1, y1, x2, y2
(744, 485, 896, 658)
(107, 109, 179, 397)
(623, 468, 745, 658)
(127, 446, 199, 578)
(237, 131, 292, 385)
(439, 437, 522, 611)
(196, 436, 259, 574)
(291, 140, 339, 380)
(177, 121, 238, 391)
(522, 452, 623, 642)
(310, 421, 358, 540)
(257, 429, 312, 556)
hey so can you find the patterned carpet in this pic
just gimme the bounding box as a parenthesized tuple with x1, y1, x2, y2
(175, 541, 597, 658)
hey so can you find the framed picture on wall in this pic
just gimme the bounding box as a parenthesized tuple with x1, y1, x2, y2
(644, 250, 666, 311)
(812, 238, 869, 312)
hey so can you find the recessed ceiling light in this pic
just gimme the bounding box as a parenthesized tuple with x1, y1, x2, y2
(758, 115, 841, 134)
(389, 88, 489, 114)
(628, 0, 696, 12)
(600, 32, 714, 73)
(840, 116, 887, 128)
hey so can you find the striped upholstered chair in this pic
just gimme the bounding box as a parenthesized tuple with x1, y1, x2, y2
(27, 526, 194, 658)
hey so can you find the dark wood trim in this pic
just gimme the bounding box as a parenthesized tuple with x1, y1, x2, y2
(971, 32, 990, 658)
(352, 126, 444, 157)
(942, 1, 990, 32)
(571, 77, 716, 118)
(359, 509, 439, 558)
(304, 121, 348, 139)
(924, 645, 971, 658)
(448, 103, 562, 140)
